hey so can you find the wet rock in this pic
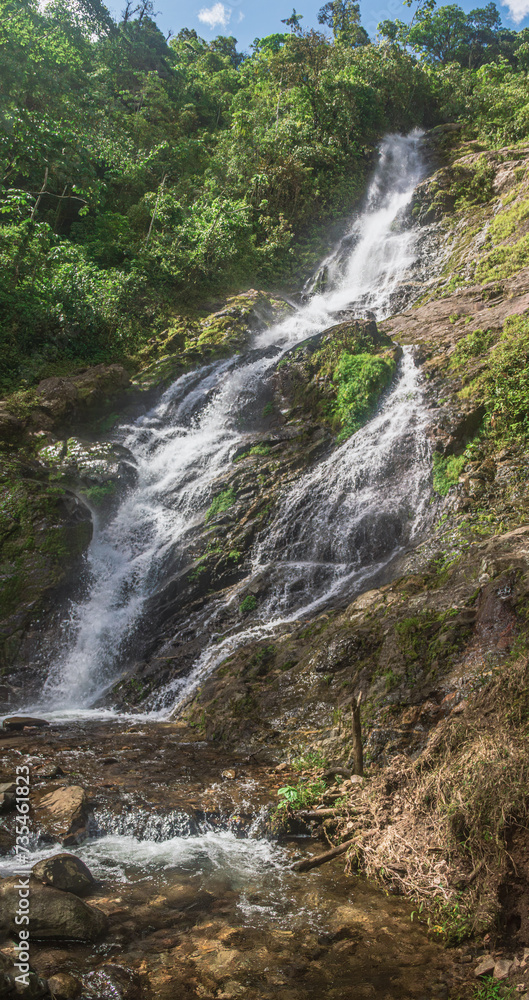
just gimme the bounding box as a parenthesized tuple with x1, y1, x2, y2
(0, 683, 16, 707)
(47, 973, 83, 1000)
(0, 474, 92, 680)
(151, 883, 214, 913)
(33, 786, 88, 845)
(81, 965, 142, 1000)
(3, 717, 49, 732)
(0, 791, 15, 813)
(38, 439, 138, 505)
(32, 854, 96, 897)
(33, 765, 64, 781)
(0, 877, 107, 941)
(12, 972, 50, 998)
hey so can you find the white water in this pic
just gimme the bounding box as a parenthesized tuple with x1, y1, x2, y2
(40, 132, 430, 713)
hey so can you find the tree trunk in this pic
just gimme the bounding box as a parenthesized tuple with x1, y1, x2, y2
(352, 693, 363, 777)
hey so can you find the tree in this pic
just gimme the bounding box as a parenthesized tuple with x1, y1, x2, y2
(317, 0, 369, 45)
(377, 19, 410, 46)
(406, 3, 504, 68)
(210, 35, 244, 68)
(281, 9, 303, 33)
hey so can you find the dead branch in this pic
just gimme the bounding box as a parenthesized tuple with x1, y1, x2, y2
(293, 837, 358, 872)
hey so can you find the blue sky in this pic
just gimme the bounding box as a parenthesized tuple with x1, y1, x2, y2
(107, 0, 529, 51)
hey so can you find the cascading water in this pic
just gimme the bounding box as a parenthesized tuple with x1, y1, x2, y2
(41, 131, 431, 712)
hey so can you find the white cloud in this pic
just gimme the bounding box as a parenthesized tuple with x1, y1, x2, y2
(197, 2, 231, 30)
(502, 0, 529, 22)
(236, 10, 244, 22)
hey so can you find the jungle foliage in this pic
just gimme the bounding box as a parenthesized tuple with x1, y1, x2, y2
(1, 0, 529, 390)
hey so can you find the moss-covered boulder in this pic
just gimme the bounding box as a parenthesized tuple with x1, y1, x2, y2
(135, 289, 293, 390)
(273, 318, 400, 438)
(38, 437, 137, 509)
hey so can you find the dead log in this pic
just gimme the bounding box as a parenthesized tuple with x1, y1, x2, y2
(293, 837, 358, 872)
(296, 808, 341, 819)
(322, 765, 352, 781)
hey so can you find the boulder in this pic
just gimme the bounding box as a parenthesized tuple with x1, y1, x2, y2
(0, 877, 107, 941)
(11, 971, 49, 997)
(47, 973, 82, 999)
(32, 854, 96, 896)
(0, 407, 24, 443)
(81, 965, 142, 1000)
(32, 365, 131, 432)
(3, 717, 49, 732)
(35, 379, 79, 421)
(33, 786, 88, 845)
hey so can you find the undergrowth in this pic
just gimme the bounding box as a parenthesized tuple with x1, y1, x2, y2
(432, 453, 466, 495)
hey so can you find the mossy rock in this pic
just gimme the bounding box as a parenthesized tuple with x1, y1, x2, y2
(274, 318, 399, 439)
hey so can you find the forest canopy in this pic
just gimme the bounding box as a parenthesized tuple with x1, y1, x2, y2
(1, 0, 528, 389)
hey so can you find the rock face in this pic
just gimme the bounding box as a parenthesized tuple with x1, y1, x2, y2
(32, 854, 96, 896)
(135, 289, 293, 391)
(33, 786, 88, 845)
(0, 465, 92, 678)
(0, 877, 107, 941)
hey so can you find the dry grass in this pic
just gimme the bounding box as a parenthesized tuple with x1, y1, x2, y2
(329, 655, 529, 942)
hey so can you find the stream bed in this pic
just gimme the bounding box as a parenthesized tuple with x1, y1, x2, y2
(0, 720, 462, 999)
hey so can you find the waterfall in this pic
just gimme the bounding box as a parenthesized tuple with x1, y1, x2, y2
(41, 131, 431, 713)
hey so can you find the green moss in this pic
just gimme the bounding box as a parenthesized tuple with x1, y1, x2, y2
(476, 232, 529, 282)
(433, 453, 467, 495)
(0, 462, 92, 628)
(83, 482, 116, 504)
(205, 487, 236, 524)
(234, 443, 271, 462)
(478, 314, 529, 439)
(239, 594, 257, 614)
(452, 157, 495, 207)
(450, 329, 495, 368)
(332, 352, 396, 437)
(487, 192, 529, 242)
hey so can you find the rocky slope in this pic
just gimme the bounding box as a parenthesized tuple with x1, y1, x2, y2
(176, 135, 529, 967)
